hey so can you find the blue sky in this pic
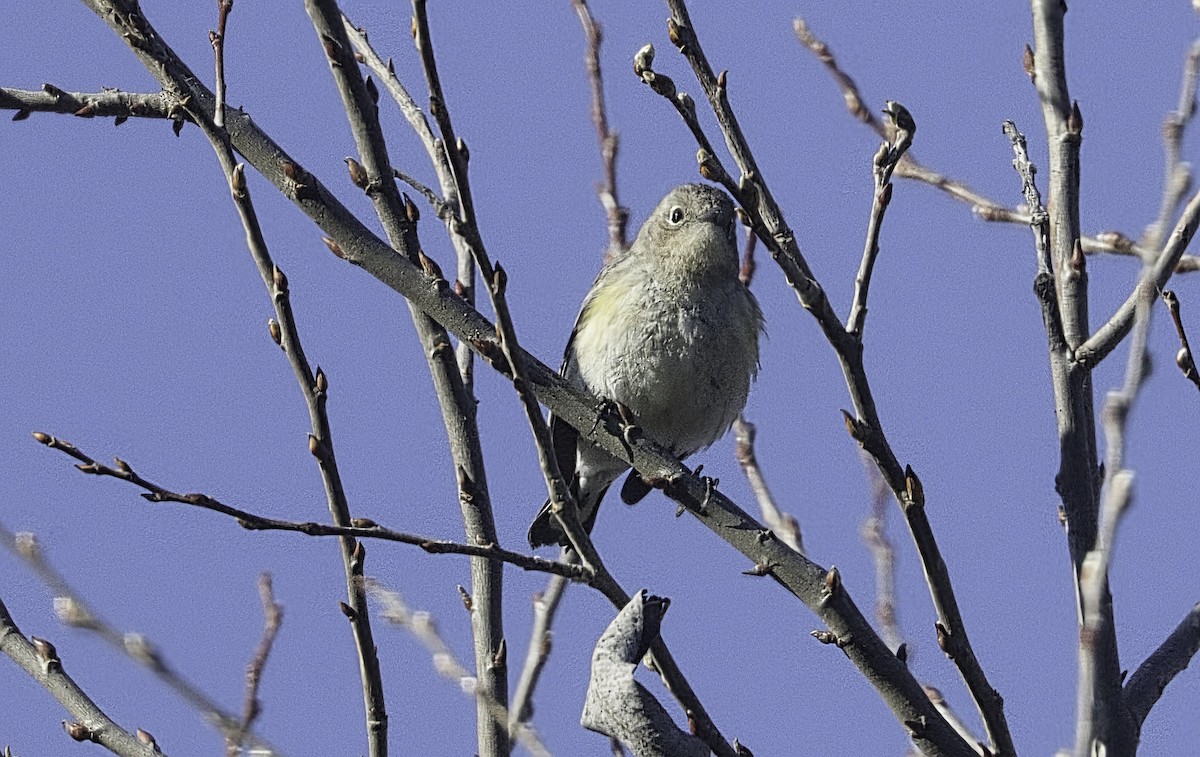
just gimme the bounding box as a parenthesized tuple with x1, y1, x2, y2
(2, 2, 1198, 755)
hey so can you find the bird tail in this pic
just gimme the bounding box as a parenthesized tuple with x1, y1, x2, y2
(526, 484, 610, 549)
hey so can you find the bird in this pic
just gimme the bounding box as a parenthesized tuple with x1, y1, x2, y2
(527, 182, 763, 548)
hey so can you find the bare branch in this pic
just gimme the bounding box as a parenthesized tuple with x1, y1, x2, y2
(0, 596, 164, 757)
(791, 18, 1196, 274)
(847, 100, 914, 337)
(1163, 290, 1200, 390)
(1026, 3, 1128, 752)
(186, 70, 390, 754)
(571, 0, 629, 254)
(1142, 38, 1200, 251)
(208, 0, 233, 129)
(924, 687, 985, 756)
(650, 4, 1007, 752)
(581, 592, 707, 757)
(509, 565, 572, 737)
(1076, 188, 1200, 368)
(29, 433, 583, 580)
(367, 582, 551, 757)
(0, 86, 176, 123)
(0, 524, 282, 755)
(227, 574, 283, 757)
(310, 4, 510, 754)
(1123, 602, 1200, 731)
(861, 462, 903, 654)
(733, 418, 803, 554)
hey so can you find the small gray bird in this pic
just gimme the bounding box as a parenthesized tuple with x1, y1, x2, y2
(527, 183, 763, 548)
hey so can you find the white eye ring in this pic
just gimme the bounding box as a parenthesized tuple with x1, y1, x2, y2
(668, 206, 685, 225)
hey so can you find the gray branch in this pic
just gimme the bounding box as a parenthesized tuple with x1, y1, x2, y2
(53, 3, 973, 753)
(582, 592, 707, 757)
(0, 596, 164, 757)
(1123, 602, 1200, 733)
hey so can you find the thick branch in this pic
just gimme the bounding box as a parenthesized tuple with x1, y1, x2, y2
(1028, 3, 1127, 753)
(1123, 602, 1200, 732)
(0, 86, 175, 122)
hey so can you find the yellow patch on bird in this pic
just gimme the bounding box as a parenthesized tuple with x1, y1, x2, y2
(573, 272, 635, 362)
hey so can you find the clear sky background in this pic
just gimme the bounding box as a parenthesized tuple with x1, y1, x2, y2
(2, 2, 1198, 756)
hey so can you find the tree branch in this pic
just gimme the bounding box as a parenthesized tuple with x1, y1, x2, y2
(367, 582, 551, 757)
(60, 4, 973, 752)
(1123, 602, 1200, 733)
(0, 86, 176, 123)
(509, 565, 572, 738)
(30, 433, 584, 581)
(0, 596, 164, 757)
(649, 3, 1009, 752)
(1163, 290, 1200, 391)
(185, 65, 389, 753)
(1026, 3, 1128, 752)
(2, 522, 281, 753)
(308, 3, 509, 754)
(227, 573, 283, 757)
(571, 0, 629, 254)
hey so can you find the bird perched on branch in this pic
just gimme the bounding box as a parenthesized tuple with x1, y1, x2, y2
(527, 183, 763, 548)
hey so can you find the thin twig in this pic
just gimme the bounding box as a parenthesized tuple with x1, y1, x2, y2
(0, 595, 165, 757)
(208, 0, 232, 129)
(366, 582, 551, 757)
(310, 4, 512, 755)
(1077, 188, 1200, 368)
(860, 461, 903, 654)
(227, 574, 283, 757)
(1163, 290, 1200, 390)
(1142, 37, 1200, 251)
(184, 73, 390, 754)
(29, 433, 583, 581)
(847, 101, 914, 337)
(0, 525, 282, 755)
(732, 232, 804, 555)
(571, 0, 629, 255)
(790, 18, 1195, 273)
(732, 418, 803, 554)
(1076, 287, 1154, 757)
(509, 561, 572, 738)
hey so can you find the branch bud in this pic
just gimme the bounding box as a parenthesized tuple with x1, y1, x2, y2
(633, 43, 655, 76)
(230, 163, 247, 198)
(1068, 100, 1083, 136)
(268, 318, 282, 346)
(345, 157, 369, 190)
(322, 237, 348, 260)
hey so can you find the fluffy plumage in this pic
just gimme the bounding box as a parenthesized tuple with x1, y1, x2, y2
(527, 183, 763, 548)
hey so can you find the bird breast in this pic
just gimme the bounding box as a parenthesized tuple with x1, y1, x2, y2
(570, 276, 759, 457)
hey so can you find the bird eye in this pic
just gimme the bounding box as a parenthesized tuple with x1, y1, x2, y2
(668, 206, 685, 225)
